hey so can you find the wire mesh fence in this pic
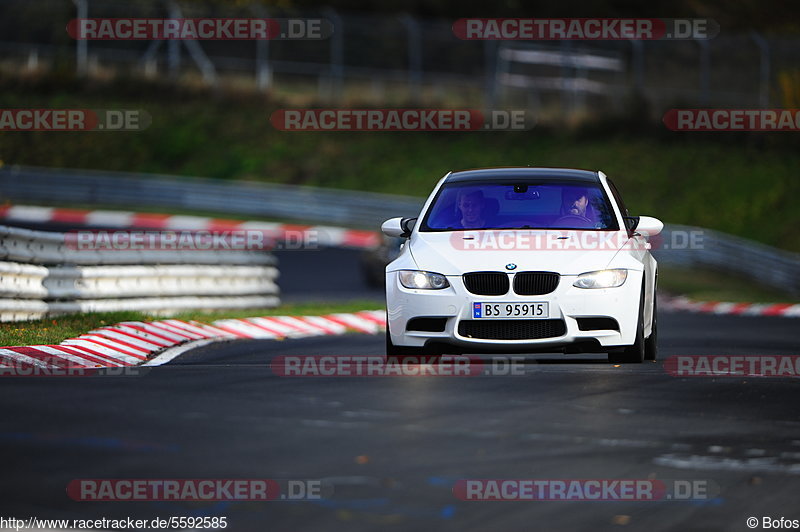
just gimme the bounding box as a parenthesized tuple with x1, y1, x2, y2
(2, 0, 798, 116)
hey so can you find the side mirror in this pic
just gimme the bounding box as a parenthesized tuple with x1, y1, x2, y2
(381, 217, 416, 238)
(634, 216, 663, 237)
(623, 216, 639, 233)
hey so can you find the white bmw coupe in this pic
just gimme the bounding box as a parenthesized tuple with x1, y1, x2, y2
(382, 167, 663, 363)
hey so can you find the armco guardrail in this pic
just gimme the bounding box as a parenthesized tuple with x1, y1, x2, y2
(0, 296, 281, 323)
(0, 165, 423, 229)
(43, 265, 277, 299)
(652, 224, 800, 296)
(0, 204, 382, 250)
(0, 224, 274, 265)
(1, 165, 797, 296)
(0, 224, 280, 321)
(0, 261, 48, 299)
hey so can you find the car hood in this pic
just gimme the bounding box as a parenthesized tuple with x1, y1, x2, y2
(407, 230, 631, 276)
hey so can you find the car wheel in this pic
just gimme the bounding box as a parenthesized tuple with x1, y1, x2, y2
(385, 321, 441, 364)
(360, 255, 385, 288)
(608, 283, 645, 364)
(644, 292, 657, 361)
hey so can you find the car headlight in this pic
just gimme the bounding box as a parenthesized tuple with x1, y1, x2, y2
(398, 270, 450, 290)
(573, 269, 628, 289)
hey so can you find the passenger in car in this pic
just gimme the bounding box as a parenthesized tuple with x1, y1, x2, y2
(455, 188, 487, 228)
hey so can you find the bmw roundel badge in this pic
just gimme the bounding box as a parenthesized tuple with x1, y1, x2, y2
(505, 263, 517, 270)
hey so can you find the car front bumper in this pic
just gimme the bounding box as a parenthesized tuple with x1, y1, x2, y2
(386, 270, 643, 352)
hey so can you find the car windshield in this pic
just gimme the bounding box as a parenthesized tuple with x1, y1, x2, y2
(421, 181, 619, 231)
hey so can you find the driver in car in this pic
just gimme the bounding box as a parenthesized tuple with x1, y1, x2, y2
(564, 189, 590, 218)
(556, 188, 598, 228)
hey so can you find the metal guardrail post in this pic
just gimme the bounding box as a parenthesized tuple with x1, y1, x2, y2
(324, 8, 344, 102)
(559, 40, 577, 115)
(400, 14, 422, 103)
(495, 43, 508, 106)
(630, 39, 644, 95)
(72, 0, 88, 76)
(253, 5, 272, 91)
(751, 31, 771, 107)
(166, 1, 181, 81)
(697, 39, 710, 106)
(168, 0, 217, 86)
(484, 40, 497, 110)
(140, 40, 163, 77)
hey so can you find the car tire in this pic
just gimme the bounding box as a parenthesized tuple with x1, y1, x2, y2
(385, 320, 441, 364)
(360, 255, 385, 288)
(644, 292, 657, 361)
(608, 283, 645, 364)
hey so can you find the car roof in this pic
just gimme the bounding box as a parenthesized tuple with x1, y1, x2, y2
(445, 167, 600, 184)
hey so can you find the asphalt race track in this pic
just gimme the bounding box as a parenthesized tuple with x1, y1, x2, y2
(0, 249, 799, 531)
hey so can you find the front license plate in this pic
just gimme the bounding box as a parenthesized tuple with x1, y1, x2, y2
(473, 302, 549, 319)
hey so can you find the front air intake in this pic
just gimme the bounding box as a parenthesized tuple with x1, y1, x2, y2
(458, 319, 566, 340)
(576, 317, 619, 331)
(406, 317, 448, 332)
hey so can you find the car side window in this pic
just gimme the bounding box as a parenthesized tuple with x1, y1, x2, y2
(606, 178, 629, 217)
